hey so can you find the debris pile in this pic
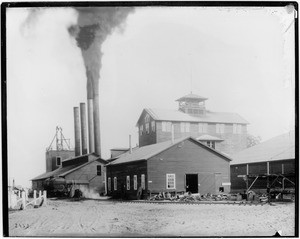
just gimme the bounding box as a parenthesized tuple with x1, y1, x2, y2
(148, 191, 286, 203)
(149, 192, 233, 202)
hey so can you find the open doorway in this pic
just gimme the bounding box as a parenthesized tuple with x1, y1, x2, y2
(186, 174, 198, 193)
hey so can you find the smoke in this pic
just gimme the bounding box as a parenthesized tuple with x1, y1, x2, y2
(80, 187, 102, 199)
(69, 7, 134, 99)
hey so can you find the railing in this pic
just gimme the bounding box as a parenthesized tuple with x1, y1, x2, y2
(9, 190, 47, 210)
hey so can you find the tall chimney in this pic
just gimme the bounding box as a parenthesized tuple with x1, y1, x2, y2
(129, 135, 132, 154)
(80, 103, 88, 155)
(87, 99, 95, 153)
(73, 107, 81, 156)
(93, 94, 101, 156)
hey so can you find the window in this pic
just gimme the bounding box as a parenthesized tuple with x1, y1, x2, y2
(181, 122, 190, 132)
(162, 122, 172, 132)
(216, 124, 225, 134)
(233, 124, 242, 134)
(97, 165, 101, 175)
(151, 121, 155, 132)
(166, 174, 176, 189)
(140, 125, 143, 135)
(134, 175, 137, 190)
(56, 157, 61, 166)
(206, 141, 215, 149)
(145, 114, 150, 123)
(145, 123, 150, 134)
(126, 176, 130, 190)
(108, 177, 111, 191)
(237, 124, 242, 134)
(114, 177, 117, 191)
(141, 174, 145, 189)
(199, 123, 208, 133)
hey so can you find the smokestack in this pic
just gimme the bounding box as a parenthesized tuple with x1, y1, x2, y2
(80, 103, 88, 155)
(93, 94, 101, 156)
(87, 99, 95, 153)
(73, 107, 81, 156)
(68, 7, 133, 157)
(129, 135, 132, 154)
(171, 124, 175, 144)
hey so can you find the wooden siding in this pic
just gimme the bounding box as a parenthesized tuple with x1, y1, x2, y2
(147, 139, 231, 194)
(230, 164, 247, 192)
(106, 161, 147, 199)
(32, 180, 44, 191)
(46, 150, 75, 172)
(65, 161, 106, 194)
(249, 162, 268, 175)
(138, 110, 157, 147)
(154, 121, 247, 155)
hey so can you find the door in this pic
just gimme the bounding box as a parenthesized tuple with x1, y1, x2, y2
(198, 173, 215, 194)
(186, 174, 198, 193)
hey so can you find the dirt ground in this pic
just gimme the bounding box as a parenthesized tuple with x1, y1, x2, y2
(9, 199, 295, 237)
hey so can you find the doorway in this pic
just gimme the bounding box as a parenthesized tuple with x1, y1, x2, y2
(186, 174, 198, 193)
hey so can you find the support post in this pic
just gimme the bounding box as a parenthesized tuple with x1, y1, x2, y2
(43, 190, 47, 206)
(245, 176, 249, 201)
(267, 175, 270, 204)
(33, 190, 37, 206)
(39, 190, 42, 199)
(22, 191, 26, 210)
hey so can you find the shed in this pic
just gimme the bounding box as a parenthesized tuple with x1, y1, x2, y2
(230, 131, 295, 192)
(31, 153, 108, 196)
(106, 137, 231, 199)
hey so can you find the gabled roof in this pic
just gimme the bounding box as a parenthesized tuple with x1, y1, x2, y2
(32, 157, 107, 181)
(196, 134, 224, 141)
(230, 131, 295, 165)
(176, 93, 208, 102)
(108, 137, 232, 166)
(31, 163, 84, 181)
(137, 108, 248, 125)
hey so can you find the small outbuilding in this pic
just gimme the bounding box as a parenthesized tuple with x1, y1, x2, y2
(106, 137, 232, 199)
(32, 153, 108, 196)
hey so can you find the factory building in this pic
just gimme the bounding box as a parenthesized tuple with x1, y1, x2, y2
(106, 137, 231, 199)
(32, 98, 107, 196)
(137, 93, 248, 155)
(230, 131, 295, 193)
(32, 153, 108, 195)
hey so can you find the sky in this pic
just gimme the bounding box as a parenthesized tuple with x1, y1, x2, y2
(6, 6, 296, 187)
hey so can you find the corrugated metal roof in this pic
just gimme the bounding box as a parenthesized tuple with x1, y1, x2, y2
(230, 131, 295, 165)
(108, 137, 232, 166)
(196, 134, 224, 141)
(143, 108, 249, 124)
(176, 93, 208, 101)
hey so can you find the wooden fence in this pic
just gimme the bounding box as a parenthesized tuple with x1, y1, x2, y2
(10, 190, 47, 210)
